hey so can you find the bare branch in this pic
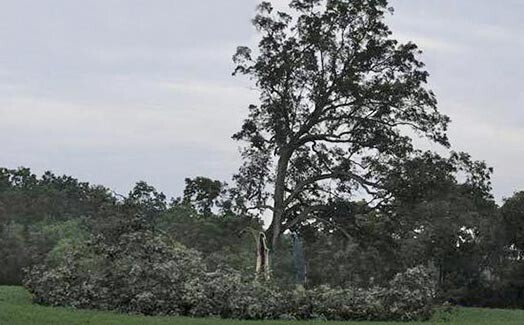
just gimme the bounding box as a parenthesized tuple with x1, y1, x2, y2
(283, 204, 326, 230)
(284, 171, 378, 207)
(245, 204, 275, 212)
(313, 216, 353, 241)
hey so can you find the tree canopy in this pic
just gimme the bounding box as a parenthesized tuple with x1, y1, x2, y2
(233, 0, 450, 248)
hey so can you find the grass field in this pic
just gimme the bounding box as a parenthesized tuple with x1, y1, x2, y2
(1, 286, 523, 325)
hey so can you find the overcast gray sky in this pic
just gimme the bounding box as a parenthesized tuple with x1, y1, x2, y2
(1, 0, 522, 203)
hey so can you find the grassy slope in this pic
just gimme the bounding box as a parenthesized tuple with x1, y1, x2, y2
(1, 286, 523, 325)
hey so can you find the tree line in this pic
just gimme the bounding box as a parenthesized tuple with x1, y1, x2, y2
(1, 165, 524, 307)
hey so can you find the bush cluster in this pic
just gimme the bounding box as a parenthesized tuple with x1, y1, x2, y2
(24, 217, 435, 321)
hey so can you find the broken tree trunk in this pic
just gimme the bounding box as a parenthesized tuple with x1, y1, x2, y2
(256, 232, 270, 280)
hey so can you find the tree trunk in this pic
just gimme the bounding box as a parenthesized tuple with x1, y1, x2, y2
(256, 232, 270, 280)
(269, 149, 290, 251)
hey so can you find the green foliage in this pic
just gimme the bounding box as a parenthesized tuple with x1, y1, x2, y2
(156, 205, 261, 273)
(372, 150, 498, 295)
(181, 177, 228, 216)
(0, 223, 30, 284)
(0, 219, 89, 285)
(0, 167, 115, 225)
(299, 202, 402, 288)
(501, 191, 524, 251)
(451, 191, 524, 308)
(0, 167, 116, 285)
(125, 181, 168, 220)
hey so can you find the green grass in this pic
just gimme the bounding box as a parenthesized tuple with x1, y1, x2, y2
(1, 286, 523, 325)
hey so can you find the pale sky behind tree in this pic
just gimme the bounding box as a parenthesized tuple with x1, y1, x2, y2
(1, 0, 522, 203)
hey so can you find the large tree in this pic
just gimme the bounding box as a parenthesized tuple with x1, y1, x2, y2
(233, 0, 450, 250)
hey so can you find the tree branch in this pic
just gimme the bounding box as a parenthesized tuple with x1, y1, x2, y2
(284, 171, 378, 207)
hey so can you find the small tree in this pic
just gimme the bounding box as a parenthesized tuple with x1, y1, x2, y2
(233, 0, 450, 250)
